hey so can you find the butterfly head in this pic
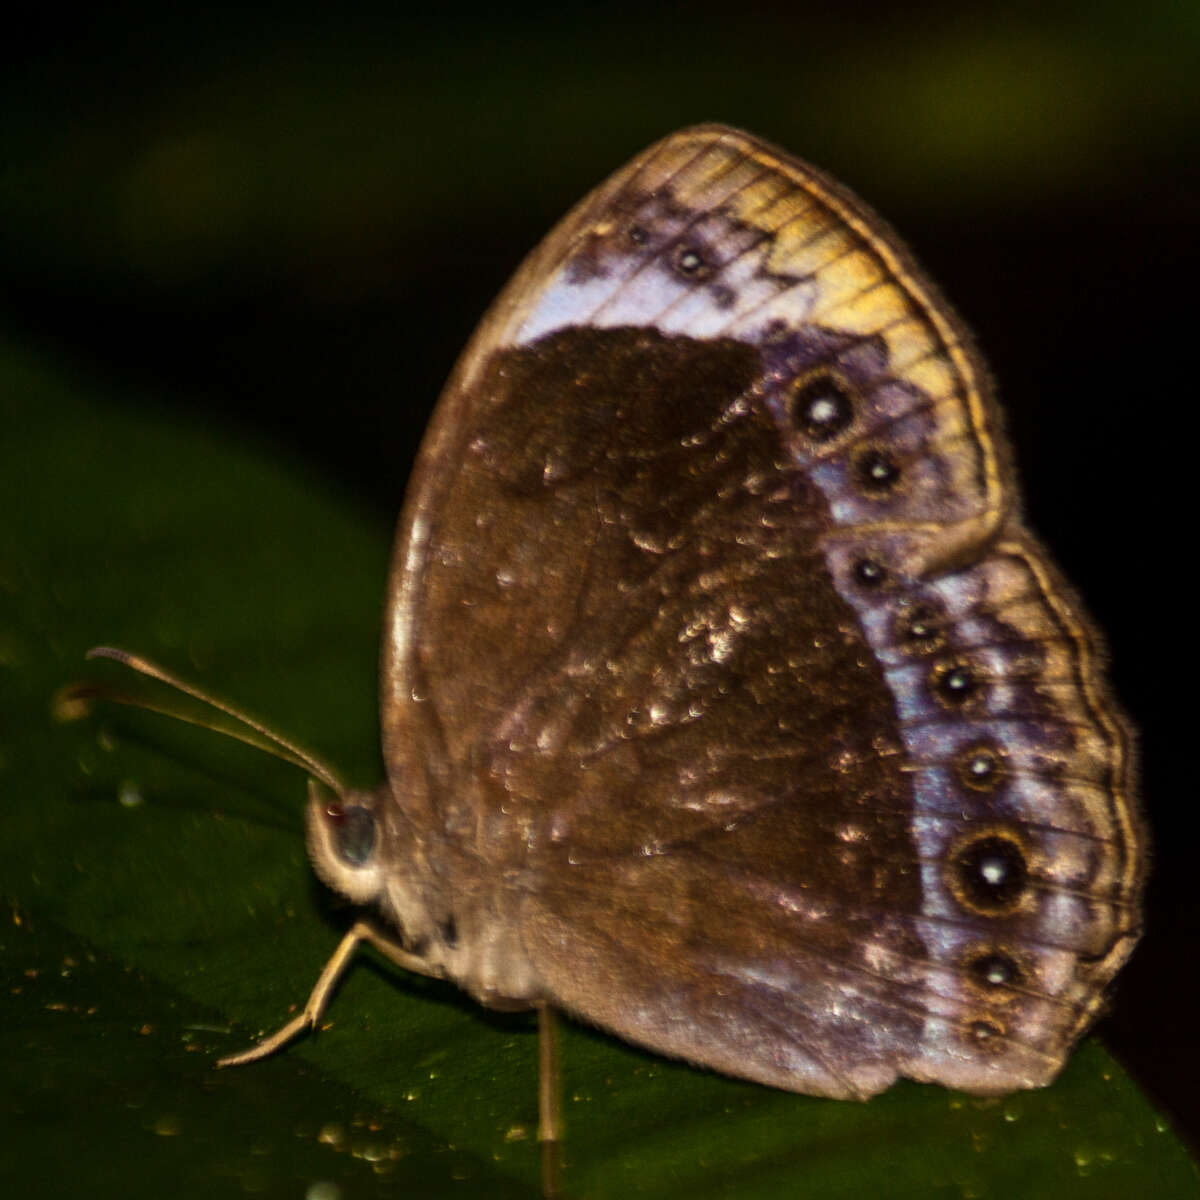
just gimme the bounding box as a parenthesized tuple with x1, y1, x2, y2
(305, 778, 389, 905)
(303, 777, 483, 989)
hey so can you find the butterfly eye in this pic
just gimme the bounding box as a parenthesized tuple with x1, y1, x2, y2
(324, 803, 377, 867)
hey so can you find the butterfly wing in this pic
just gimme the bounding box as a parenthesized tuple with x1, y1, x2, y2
(381, 126, 1143, 1097)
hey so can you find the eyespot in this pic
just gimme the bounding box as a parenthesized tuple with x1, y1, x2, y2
(789, 374, 854, 441)
(967, 1018, 1005, 1052)
(852, 557, 888, 588)
(950, 832, 1029, 914)
(854, 446, 901, 494)
(324, 803, 377, 867)
(966, 949, 1021, 989)
(956, 742, 1006, 792)
(931, 659, 979, 707)
(893, 601, 945, 655)
(673, 244, 708, 277)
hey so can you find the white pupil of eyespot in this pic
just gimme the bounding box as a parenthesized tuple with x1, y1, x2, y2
(810, 398, 837, 424)
(980, 857, 1007, 885)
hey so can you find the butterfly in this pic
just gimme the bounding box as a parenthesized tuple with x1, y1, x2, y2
(88, 124, 1144, 1186)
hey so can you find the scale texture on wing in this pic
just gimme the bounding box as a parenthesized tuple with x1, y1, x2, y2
(380, 126, 1142, 1097)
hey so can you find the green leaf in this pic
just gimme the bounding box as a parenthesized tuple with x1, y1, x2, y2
(2, 334, 1195, 1198)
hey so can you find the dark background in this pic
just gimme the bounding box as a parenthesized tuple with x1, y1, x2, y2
(2, 0, 1195, 1155)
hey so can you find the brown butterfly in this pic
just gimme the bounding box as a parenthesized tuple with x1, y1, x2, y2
(87, 124, 1144, 1190)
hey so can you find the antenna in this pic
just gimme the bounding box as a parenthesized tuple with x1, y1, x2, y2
(72, 646, 346, 793)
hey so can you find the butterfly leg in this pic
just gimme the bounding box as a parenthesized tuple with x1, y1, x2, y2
(538, 1004, 563, 1198)
(216, 918, 439, 1068)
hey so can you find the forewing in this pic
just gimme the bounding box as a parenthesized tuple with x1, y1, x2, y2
(382, 127, 1142, 1096)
